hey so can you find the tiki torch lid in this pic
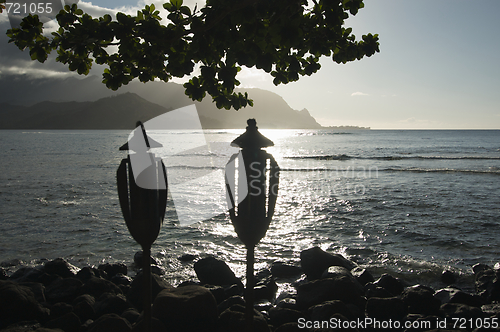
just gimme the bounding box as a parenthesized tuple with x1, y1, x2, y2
(119, 121, 162, 151)
(230, 119, 274, 149)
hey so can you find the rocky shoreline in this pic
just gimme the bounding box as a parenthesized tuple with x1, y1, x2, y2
(1, 246, 499, 332)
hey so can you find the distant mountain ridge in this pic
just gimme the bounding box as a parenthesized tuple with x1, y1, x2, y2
(0, 93, 171, 129)
(0, 75, 323, 129)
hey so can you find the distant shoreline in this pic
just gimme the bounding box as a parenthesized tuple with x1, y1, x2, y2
(323, 126, 370, 130)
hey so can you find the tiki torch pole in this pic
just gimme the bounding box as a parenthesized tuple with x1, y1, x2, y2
(225, 119, 279, 331)
(245, 245, 255, 329)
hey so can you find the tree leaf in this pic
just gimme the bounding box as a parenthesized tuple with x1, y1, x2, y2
(170, 0, 183, 9)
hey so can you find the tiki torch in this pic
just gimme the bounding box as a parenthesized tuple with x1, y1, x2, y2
(225, 119, 279, 331)
(117, 122, 167, 332)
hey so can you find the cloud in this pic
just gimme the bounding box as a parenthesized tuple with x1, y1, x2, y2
(402, 117, 417, 123)
(0, 1, 133, 80)
(238, 66, 269, 81)
(0, 0, 207, 80)
(351, 91, 369, 96)
(79, 2, 124, 16)
(398, 117, 438, 128)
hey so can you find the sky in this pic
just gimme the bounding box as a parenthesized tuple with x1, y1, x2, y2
(1, 0, 499, 129)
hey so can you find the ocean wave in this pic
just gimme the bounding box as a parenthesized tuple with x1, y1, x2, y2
(382, 168, 500, 175)
(167, 165, 223, 170)
(286, 154, 352, 160)
(297, 131, 356, 136)
(285, 154, 500, 161)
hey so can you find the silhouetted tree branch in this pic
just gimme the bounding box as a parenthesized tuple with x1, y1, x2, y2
(6, 0, 379, 110)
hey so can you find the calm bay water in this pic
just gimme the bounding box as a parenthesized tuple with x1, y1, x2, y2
(0, 129, 499, 290)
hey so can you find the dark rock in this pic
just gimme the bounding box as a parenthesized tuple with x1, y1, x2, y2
(37, 274, 60, 287)
(217, 295, 245, 314)
(45, 312, 81, 332)
(300, 247, 355, 280)
(441, 270, 457, 285)
(133, 251, 159, 267)
(434, 287, 461, 304)
(127, 272, 172, 311)
(0, 268, 8, 280)
(296, 275, 365, 310)
(268, 306, 304, 328)
(178, 254, 197, 262)
(254, 275, 278, 302)
(224, 283, 243, 297)
(276, 297, 297, 310)
(217, 305, 271, 332)
(204, 285, 227, 304)
(111, 273, 132, 286)
(474, 264, 500, 303)
(45, 277, 83, 304)
(20, 282, 46, 303)
(194, 257, 243, 288)
(95, 293, 131, 317)
(177, 280, 200, 287)
(255, 269, 272, 282)
(87, 313, 132, 332)
(151, 265, 165, 276)
(449, 291, 485, 307)
(364, 283, 393, 298)
(98, 263, 127, 280)
(350, 267, 374, 286)
(274, 322, 303, 332)
(130, 317, 167, 332)
(373, 273, 405, 296)
(43, 258, 79, 278)
(121, 308, 141, 325)
(10, 267, 44, 283)
(50, 302, 73, 319)
(254, 284, 276, 302)
(255, 301, 272, 312)
(81, 319, 94, 330)
(365, 297, 407, 320)
(73, 294, 95, 322)
(308, 300, 356, 321)
(151, 285, 217, 332)
(441, 303, 485, 319)
(73, 294, 96, 306)
(118, 284, 131, 296)
(321, 266, 353, 280)
(0, 322, 43, 332)
(481, 303, 500, 316)
(76, 267, 99, 281)
(81, 276, 122, 299)
(271, 262, 302, 279)
(1, 258, 23, 268)
(0, 280, 50, 329)
(473, 263, 491, 275)
(401, 284, 441, 316)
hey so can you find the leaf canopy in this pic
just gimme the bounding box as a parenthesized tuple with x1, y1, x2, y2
(7, 0, 379, 110)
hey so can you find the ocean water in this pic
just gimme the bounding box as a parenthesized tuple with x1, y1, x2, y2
(0, 129, 499, 291)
